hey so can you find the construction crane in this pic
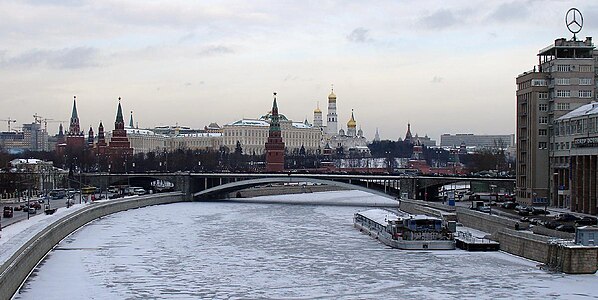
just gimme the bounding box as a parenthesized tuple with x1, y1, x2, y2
(33, 114, 65, 132)
(0, 118, 17, 131)
(43, 119, 66, 132)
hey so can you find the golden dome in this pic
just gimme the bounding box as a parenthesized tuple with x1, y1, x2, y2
(347, 110, 357, 127)
(314, 107, 322, 113)
(328, 91, 336, 102)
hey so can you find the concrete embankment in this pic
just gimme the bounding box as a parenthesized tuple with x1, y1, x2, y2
(231, 184, 348, 198)
(399, 199, 597, 274)
(0, 192, 185, 300)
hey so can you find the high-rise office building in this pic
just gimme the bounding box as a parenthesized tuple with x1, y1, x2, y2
(516, 36, 597, 206)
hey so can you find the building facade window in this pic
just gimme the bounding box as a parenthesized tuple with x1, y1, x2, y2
(531, 79, 547, 86)
(556, 90, 571, 98)
(538, 142, 547, 149)
(579, 77, 592, 85)
(538, 92, 548, 99)
(579, 90, 593, 98)
(556, 78, 570, 85)
(579, 65, 592, 72)
(556, 103, 570, 110)
(539, 103, 548, 111)
(556, 65, 571, 72)
(538, 129, 547, 136)
(539, 116, 548, 124)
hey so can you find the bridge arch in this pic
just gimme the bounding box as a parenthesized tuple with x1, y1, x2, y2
(193, 177, 397, 201)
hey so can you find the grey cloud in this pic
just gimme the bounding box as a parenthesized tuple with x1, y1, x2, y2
(199, 45, 235, 56)
(487, 2, 529, 22)
(25, 0, 86, 6)
(347, 27, 372, 43)
(431, 76, 443, 83)
(419, 9, 459, 30)
(1, 47, 99, 69)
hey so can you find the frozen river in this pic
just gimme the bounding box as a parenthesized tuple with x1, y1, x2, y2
(15, 191, 597, 299)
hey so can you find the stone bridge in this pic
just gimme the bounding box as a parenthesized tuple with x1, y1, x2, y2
(82, 172, 515, 201)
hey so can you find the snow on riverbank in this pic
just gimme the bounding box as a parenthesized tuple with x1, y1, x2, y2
(14, 191, 598, 300)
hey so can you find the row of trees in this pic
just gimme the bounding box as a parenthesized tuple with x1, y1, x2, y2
(1, 140, 514, 174)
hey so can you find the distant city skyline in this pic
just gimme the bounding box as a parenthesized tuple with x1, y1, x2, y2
(1, 0, 597, 141)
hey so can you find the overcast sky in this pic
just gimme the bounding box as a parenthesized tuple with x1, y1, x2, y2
(1, 0, 597, 141)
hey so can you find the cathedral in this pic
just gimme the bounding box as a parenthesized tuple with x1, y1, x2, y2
(313, 88, 369, 155)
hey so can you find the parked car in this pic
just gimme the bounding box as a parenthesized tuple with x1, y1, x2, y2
(575, 216, 598, 226)
(529, 218, 542, 225)
(515, 205, 531, 216)
(478, 206, 491, 213)
(531, 207, 549, 215)
(544, 221, 562, 230)
(109, 194, 122, 199)
(556, 224, 576, 233)
(27, 207, 36, 214)
(557, 214, 581, 222)
(501, 201, 517, 209)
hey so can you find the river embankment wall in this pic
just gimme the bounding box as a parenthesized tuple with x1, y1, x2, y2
(233, 184, 347, 198)
(0, 193, 185, 300)
(398, 198, 597, 274)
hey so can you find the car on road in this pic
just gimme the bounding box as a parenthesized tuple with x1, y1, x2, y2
(27, 207, 36, 214)
(3, 206, 14, 218)
(109, 194, 122, 199)
(501, 201, 517, 209)
(544, 221, 562, 230)
(557, 214, 581, 222)
(531, 207, 549, 215)
(556, 224, 576, 233)
(575, 216, 598, 226)
(515, 205, 532, 216)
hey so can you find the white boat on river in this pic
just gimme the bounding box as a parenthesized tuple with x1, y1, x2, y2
(354, 209, 456, 250)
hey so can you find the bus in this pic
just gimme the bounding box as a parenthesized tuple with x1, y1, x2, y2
(81, 186, 97, 195)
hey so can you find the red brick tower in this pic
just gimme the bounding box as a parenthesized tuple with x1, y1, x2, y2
(96, 121, 107, 155)
(66, 96, 85, 151)
(55, 123, 66, 155)
(265, 93, 285, 172)
(107, 98, 133, 172)
(87, 126, 94, 147)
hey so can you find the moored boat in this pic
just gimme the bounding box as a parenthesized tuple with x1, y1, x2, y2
(354, 208, 456, 250)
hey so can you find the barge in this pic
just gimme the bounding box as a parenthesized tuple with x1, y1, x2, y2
(354, 209, 456, 250)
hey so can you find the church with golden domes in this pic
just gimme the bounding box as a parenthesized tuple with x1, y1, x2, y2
(314, 88, 369, 155)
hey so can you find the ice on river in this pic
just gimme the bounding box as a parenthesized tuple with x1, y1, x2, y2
(15, 191, 598, 300)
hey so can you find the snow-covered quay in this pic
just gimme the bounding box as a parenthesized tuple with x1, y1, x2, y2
(14, 191, 598, 299)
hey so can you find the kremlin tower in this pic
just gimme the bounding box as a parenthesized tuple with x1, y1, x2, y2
(106, 98, 133, 172)
(265, 93, 285, 172)
(65, 96, 85, 152)
(404, 123, 413, 144)
(96, 121, 107, 156)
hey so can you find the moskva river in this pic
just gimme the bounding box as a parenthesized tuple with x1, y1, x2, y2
(15, 191, 597, 299)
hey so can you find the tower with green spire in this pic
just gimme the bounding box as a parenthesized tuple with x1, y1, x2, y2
(265, 92, 285, 172)
(65, 95, 85, 158)
(106, 97, 133, 172)
(68, 96, 81, 135)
